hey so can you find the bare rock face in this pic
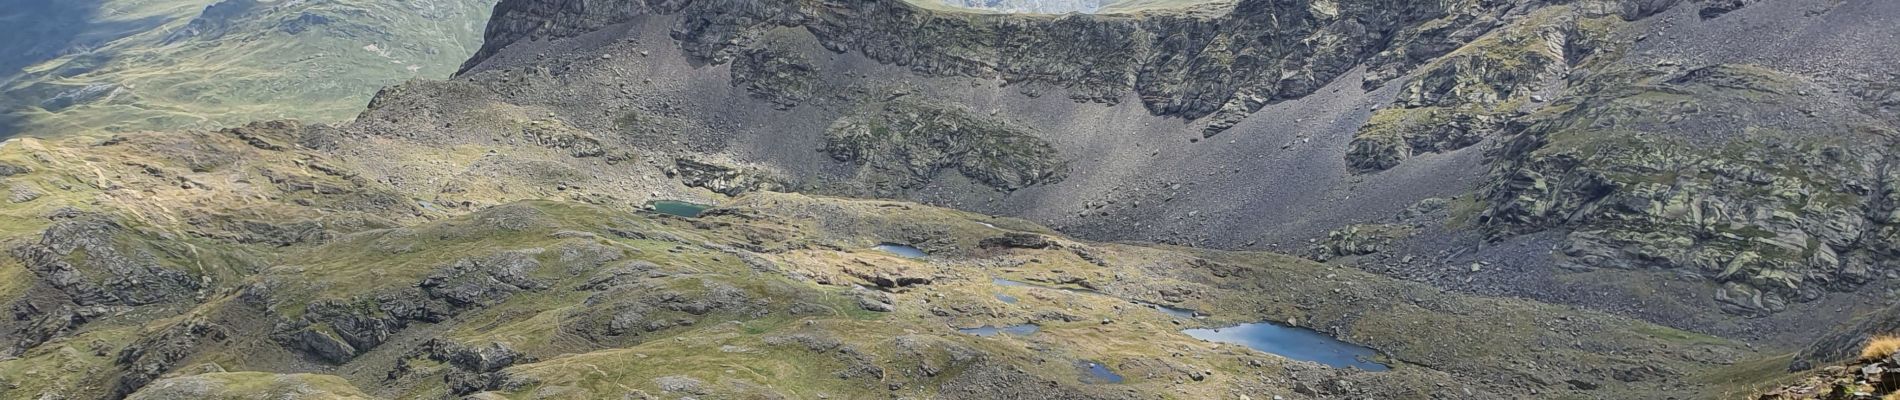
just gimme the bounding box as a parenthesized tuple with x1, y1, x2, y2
(730, 40, 820, 110)
(823, 99, 1068, 195)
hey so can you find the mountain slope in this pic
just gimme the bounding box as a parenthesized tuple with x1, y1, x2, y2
(419, 0, 1900, 348)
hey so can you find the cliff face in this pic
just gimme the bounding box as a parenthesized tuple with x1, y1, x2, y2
(467, 0, 1669, 136)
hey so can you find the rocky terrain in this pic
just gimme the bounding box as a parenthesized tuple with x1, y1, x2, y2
(1757, 334, 1899, 400)
(0, 0, 495, 137)
(2, 0, 1898, 398)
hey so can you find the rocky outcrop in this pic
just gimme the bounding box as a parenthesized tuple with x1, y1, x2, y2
(0, 162, 31, 176)
(1473, 65, 1900, 316)
(420, 251, 548, 308)
(521, 119, 610, 159)
(1348, 6, 1621, 173)
(853, 286, 895, 312)
(112, 318, 231, 398)
(565, 278, 768, 337)
(824, 99, 1067, 194)
(403, 339, 533, 395)
(12, 215, 200, 307)
(275, 250, 553, 363)
(665, 158, 787, 196)
(1761, 348, 1899, 400)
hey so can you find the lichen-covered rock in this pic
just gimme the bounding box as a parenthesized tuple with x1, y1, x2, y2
(293, 328, 359, 364)
(1311, 224, 1412, 261)
(853, 286, 895, 312)
(824, 98, 1067, 194)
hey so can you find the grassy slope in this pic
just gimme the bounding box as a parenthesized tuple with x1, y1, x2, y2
(0, 128, 1771, 399)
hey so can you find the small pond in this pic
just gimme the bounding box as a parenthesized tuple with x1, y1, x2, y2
(648, 200, 712, 217)
(1078, 360, 1124, 384)
(1182, 322, 1390, 371)
(957, 324, 1040, 337)
(874, 243, 928, 258)
(995, 293, 1019, 304)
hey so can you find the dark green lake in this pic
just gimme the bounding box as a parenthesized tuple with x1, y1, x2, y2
(648, 200, 712, 217)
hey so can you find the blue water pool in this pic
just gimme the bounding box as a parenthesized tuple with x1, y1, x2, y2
(874, 243, 927, 258)
(1182, 322, 1389, 371)
(1079, 360, 1124, 384)
(958, 324, 1040, 337)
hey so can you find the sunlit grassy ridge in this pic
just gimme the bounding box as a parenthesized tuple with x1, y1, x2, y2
(1, 0, 492, 138)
